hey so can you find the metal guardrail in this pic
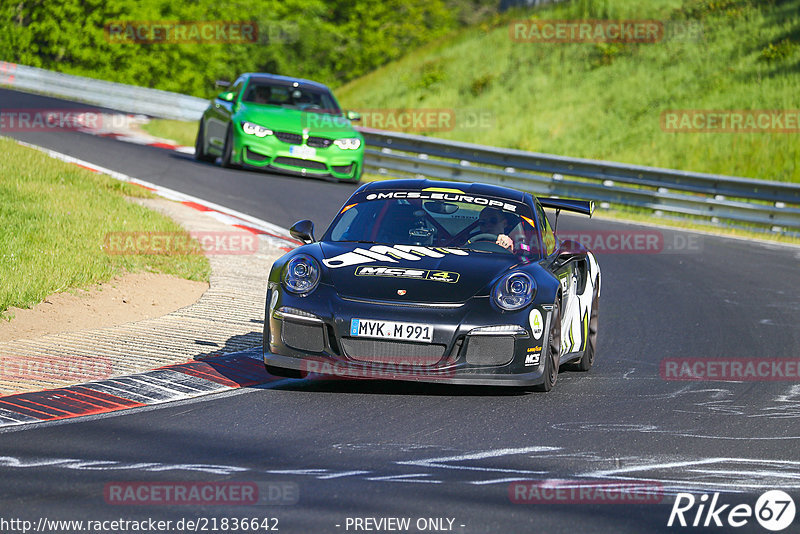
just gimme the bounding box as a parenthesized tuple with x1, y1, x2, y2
(0, 62, 208, 121)
(358, 128, 800, 233)
(3, 61, 797, 232)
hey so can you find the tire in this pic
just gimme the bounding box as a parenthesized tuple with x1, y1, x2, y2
(533, 299, 561, 392)
(194, 120, 214, 162)
(221, 126, 239, 169)
(571, 277, 599, 372)
(265, 364, 306, 379)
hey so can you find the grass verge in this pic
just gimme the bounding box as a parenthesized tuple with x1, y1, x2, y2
(0, 137, 210, 316)
(336, 0, 800, 182)
(141, 119, 198, 148)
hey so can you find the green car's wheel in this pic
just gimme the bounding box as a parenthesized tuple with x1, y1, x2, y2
(221, 126, 239, 169)
(194, 121, 214, 162)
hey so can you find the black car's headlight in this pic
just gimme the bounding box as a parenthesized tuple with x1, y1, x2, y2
(241, 121, 273, 138)
(492, 272, 536, 311)
(333, 137, 361, 150)
(282, 254, 321, 295)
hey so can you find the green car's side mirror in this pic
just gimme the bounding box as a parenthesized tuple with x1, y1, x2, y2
(217, 91, 235, 102)
(345, 110, 361, 121)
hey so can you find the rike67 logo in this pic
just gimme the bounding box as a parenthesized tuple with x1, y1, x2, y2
(668, 490, 796, 531)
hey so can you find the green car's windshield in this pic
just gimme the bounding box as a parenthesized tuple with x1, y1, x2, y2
(241, 81, 341, 115)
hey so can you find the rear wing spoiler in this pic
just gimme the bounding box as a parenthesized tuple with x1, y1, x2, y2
(538, 197, 594, 217)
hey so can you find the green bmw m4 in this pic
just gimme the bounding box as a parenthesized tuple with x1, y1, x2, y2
(195, 73, 364, 182)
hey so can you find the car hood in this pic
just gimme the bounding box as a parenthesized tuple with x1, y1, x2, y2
(236, 103, 356, 136)
(318, 242, 521, 303)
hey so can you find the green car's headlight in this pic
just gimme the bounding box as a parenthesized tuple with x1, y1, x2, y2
(241, 121, 273, 138)
(333, 137, 361, 150)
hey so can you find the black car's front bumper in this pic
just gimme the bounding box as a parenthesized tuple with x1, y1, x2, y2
(263, 285, 554, 387)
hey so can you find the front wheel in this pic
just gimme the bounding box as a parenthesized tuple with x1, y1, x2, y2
(221, 126, 239, 169)
(194, 120, 214, 162)
(533, 299, 561, 392)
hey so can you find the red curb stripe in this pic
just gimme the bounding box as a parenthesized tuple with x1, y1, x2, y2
(0, 356, 272, 426)
(0, 401, 58, 419)
(29, 392, 104, 413)
(166, 356, 272, 388)
(170, 364, 244, 388)
(181, 201, 213, 212)
(148, 142, 179, 150)
(73, 162, 100, 173)
(70, 386, 145, 409)
(202, 358, 271, 386)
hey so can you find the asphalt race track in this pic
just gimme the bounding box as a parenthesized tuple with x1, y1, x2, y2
(1, 88, 800, 533)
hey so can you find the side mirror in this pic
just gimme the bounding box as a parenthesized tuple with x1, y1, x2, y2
(290, 220, 315, 243)
(215, 80, 231, 89)
(217, 91, 235, 102)
(345, 110, 361, 121)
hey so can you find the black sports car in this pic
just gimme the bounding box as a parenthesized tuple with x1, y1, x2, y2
(263, 179, 600, 390)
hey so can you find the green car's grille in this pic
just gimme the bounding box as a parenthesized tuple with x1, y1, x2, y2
(307, 137, 333, 148)
(274, 131, 302, 144)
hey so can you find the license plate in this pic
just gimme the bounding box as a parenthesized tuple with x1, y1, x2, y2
(350, 319, 433, 343)
(289, 145, 316, 159)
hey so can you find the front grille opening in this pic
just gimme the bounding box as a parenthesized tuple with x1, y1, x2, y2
(245, 148, 270, 162)
(332, 164, 354, 174)
(462, 335, 515, 366)
(282, 320, 325, 352)
(272, 157, 328, 170)
(341, 338, 445, 366)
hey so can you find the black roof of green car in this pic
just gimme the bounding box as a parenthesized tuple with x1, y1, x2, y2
(244, 73, 331, 92)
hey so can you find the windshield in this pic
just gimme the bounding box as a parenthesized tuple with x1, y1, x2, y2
(241, 81, 341, 115)
(324, 191, 541, 257)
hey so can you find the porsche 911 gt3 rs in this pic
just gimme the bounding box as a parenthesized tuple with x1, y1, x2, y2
(263, 179, 600, 391)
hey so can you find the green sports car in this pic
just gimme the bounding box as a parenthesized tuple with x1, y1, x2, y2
(195, 73, 364, 182)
